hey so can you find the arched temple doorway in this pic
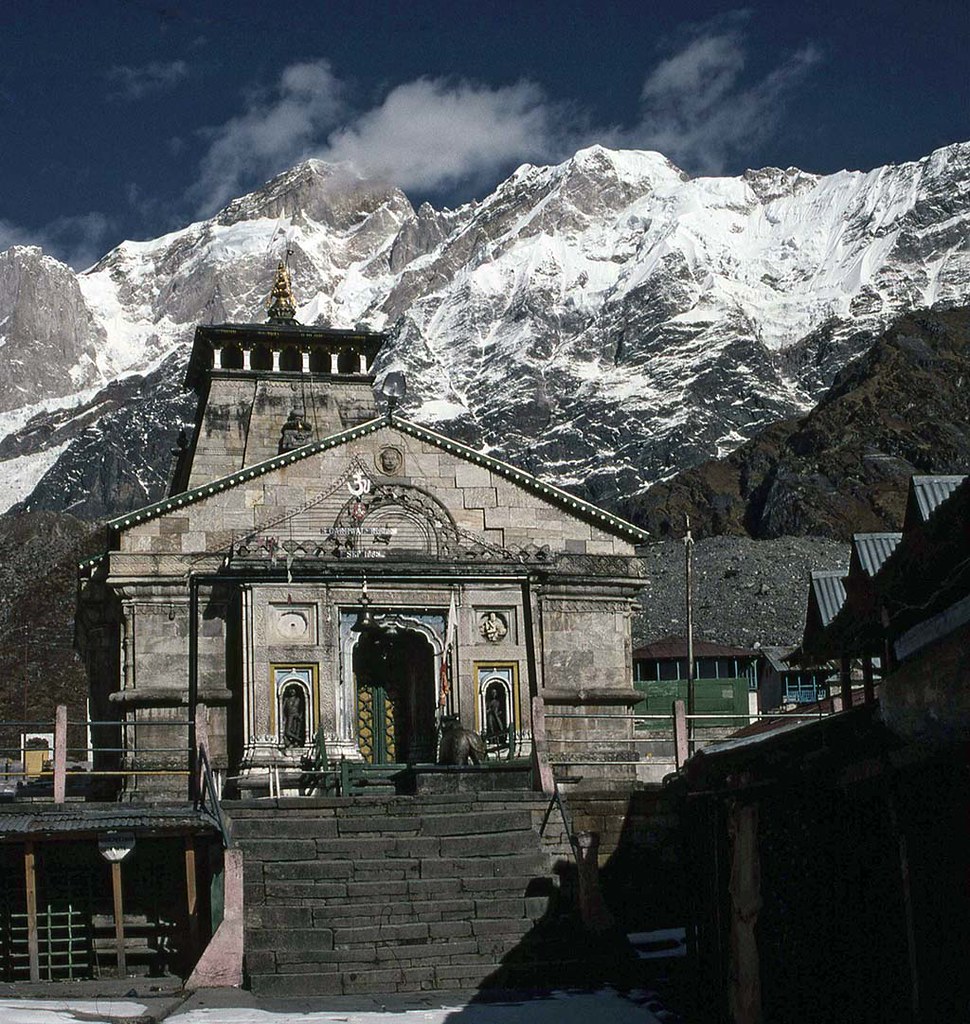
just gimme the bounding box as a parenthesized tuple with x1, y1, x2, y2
(353, 629, 436, 764)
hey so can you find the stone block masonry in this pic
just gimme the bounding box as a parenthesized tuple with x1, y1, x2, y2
(228, 791, 609, 996)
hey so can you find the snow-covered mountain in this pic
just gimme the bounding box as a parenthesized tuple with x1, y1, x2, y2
(2, 141, 969, 517)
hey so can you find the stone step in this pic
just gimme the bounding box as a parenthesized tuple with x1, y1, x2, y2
(253, 926, 541, 951)
(226, 793, 549, 820)
(234, 816, 540, 848)
(231, 817, 340, 839)
(251, 852, 551, 892)
(249, 886, 554, 929)
(249, 951, 609, 997)
(234, 786, 568, 995)
(241, 828, 542, 864)
(247, 929, 543, 972)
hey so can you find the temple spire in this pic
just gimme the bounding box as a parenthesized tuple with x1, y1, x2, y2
(266, 256, 298, 323)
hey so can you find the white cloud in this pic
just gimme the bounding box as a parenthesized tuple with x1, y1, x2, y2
(188, 18, 819, 214)
(628, 23, 821, 173)
(318, 78, 569, 194)
(190, 60, 345, 216)
(0, 213, 111, 271)
(107, 59, 189, 100)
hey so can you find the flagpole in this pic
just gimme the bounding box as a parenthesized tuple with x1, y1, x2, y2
(449, 586, 459, 712)
(685, 515, 695, 756)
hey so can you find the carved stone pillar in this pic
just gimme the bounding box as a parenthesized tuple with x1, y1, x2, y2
(240, 585, 256, 762)
(121, 601, 135, 693)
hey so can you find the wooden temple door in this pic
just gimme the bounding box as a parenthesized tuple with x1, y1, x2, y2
(354, 631, 436, 765)
(356, 681, 397, 764)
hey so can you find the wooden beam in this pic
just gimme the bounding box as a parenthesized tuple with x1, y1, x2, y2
(111, 860, 126, 978)
(888, 794, 920, 1020)
(863, 657, 875, 705)
(185, 835, 200, 956)
(839, 654, 852, 710)
(24, 841, 39, 982)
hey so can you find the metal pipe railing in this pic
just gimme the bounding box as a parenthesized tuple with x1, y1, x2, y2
(0, 709, 197, 802)
(0, 697, 840, 802)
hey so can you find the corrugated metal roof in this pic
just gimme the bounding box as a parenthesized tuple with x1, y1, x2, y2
(811, 571, 847, 627)
(0, 804, 216, 838)
(633, 635, 758, 660)
(759, 646, 795, 673)
(853, 533, 903, 576)
(911, 475, 967, 523)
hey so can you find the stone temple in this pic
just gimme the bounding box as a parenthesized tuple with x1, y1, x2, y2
(77, 261, 648, 798)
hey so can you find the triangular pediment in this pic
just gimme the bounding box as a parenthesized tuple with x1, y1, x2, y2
(110, 415, 648, 549)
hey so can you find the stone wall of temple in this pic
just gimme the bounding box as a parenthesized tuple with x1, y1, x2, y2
(187, 374, 378, 489)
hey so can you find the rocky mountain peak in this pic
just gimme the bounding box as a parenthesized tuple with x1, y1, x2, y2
(215, 158, 415, 234)
(742, 165, 820, 203)
(0, 245, 104, 413)
(1, 140, 969, 518)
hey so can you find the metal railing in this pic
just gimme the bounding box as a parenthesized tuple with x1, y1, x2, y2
(0, 709, 194, 801)
(0, 696, 846, 803)
(543, 701, 839, 770)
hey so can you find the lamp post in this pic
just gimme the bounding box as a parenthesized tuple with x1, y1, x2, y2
(99, 832, 135, 978)
(685, 515, 695, 755)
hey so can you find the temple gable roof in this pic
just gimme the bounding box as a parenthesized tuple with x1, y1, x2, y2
(107, 414, 649, 546)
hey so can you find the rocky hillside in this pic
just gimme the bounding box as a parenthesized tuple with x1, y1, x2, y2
(621, 307, 970, 540)
(0, 513, 101, 731)
(634, 535, 849, 647)
(2, 140, 969, 518)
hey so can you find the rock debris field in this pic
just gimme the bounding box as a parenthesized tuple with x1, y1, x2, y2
(634, 535, 849, 649)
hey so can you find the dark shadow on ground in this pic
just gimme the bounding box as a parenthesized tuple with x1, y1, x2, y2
(443, 784, 696, 1022)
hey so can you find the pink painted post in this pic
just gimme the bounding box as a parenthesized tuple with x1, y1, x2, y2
(530, 696, 555, 796)
(53, 705, 67, 803)
(673, 699, 689, 769)
(185, 847, 244, 989)
(194, 702, 209, 799)
(575, 831, 615, 934)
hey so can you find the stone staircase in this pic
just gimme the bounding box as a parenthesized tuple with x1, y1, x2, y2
(226, 791, 606, 996)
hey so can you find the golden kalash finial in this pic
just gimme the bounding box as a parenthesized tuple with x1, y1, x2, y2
(266, 255, 298, 322)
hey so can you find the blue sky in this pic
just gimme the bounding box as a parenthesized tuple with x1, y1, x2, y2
(0, 0, 966, 268)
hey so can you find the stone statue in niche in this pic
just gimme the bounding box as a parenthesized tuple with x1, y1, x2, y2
(484, 682, 509, 744)
(480, 611, 508, 643)
(437, 716, 485, 766)
(279, 410, 313, 453)
(281, 685, 306, 747)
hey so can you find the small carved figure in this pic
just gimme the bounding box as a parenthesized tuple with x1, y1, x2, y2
(480, 611, 508, 643)
(437, 716, 486, 766)
(378, 447, 403, 474)
(485, 683, 508, 743)
(281, 687, 306, 747)
(279, 410, 312, 453)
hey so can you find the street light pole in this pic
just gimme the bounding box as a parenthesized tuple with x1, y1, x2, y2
(685, 515, 695, 755)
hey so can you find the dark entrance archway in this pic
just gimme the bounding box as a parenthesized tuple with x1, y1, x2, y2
(353, 629, 436, 765)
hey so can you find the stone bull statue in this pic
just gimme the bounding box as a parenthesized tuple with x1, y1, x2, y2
(437, 716, 486, 766)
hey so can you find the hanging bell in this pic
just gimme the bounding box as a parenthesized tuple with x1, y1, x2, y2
(350, 579, 376, 633)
